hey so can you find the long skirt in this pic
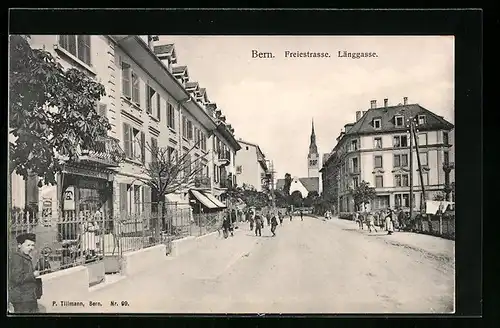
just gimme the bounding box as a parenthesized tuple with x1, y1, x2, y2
(385, 218, 394, 232)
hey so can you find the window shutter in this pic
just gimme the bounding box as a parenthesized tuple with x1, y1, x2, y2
(146, 85, 151, 114)
(119, 183, 128, 216)
(140, 131, 146, 163)
(123, 123, 131, 158)
(121, 62, 131, 98)
(156, 94, 161, 121)
(132, 73, 140, 104)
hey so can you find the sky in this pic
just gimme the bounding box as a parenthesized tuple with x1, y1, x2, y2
(157, 36, 454, 180)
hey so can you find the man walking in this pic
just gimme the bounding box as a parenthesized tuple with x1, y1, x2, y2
(254, 212, 263, 237)
(367, 212, 378, 233)
(9, 233, 41, 313)
(278, 212, 283, 225)
(270, 213, 279, 236)
(300, 210, 304, 221)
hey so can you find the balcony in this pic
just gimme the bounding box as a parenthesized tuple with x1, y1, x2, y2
(216, 152, 230, 167)
(193, 175, 211, 190)
(79, 136, 125, 168)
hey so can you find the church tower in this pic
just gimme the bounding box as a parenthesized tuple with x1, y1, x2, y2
(308, 119, 320, 178)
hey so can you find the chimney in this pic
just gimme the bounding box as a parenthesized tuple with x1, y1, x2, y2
(355, 111, 362, 121)
(403, 97, 408, 105)
(384, 98, 388, 107)
(370, 100, 377, 109)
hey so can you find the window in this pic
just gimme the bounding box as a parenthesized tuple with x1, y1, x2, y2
(443, 131, 449, 145)
(310, 159, 317, 166)
(183, 152, 191, 177)
(418, 133, 427, 146)
(418, 115, 426, 125)
(146, 85, 161, 119)
(59, 35, 91, 66)
(374, 155, 383, 168)
(200, 133, 207, 151)
(351, 157, 359, 172)
(375, 175, 383, 188)
(374, 137, 382, 149)
(443, 151, 449, 165)
(246, 146, 249, 150)
(395, 115, 404, 127)
(151, 137, 158, 164)
(353, 177, 359, 189)
(402, 194, 410, 207)
(418, 172, 429, 186)
(123, 123, 145, 163)
(351, 140, 358, 151)
(131, 72, 140, 104)
(393, 135, 408, 148)
(419, 152, 428, 166)
(395, 174, 409, 187)
(236, 165, 242, 174)
(167, 103, 175, 130)
(121, 61, 131, 98)
(182, 116, 188, 139)
(167, 146, 176, 162)
(373, 118, 381, 129)
(193, 127, 199, 147)
(395, 194, 411, 207)
(394, 154, 409, 167)
(187, 121, 193, 140)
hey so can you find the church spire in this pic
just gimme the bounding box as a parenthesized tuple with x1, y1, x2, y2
(309, 118, 318, 155)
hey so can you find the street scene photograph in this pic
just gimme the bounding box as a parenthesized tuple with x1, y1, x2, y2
(8, 34, 455, 314)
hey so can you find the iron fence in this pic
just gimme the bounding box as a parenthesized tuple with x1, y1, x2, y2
(9, 203, 230, 275)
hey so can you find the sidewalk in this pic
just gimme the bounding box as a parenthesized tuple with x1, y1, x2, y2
(318, 216, 454, 263)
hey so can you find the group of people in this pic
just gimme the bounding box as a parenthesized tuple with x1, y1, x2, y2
(244, 208, 299, 237)
(353, 208, 410, 235)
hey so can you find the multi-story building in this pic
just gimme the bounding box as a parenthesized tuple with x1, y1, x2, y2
(10, 35, 241, 219)
(320, 97, 455, 213)
(234, 139, 269, 191)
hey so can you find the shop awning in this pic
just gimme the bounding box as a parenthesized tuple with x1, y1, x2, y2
(165, 193, 186, 205)
(191, 190, 218, 209)
(202, 192, 227, 208)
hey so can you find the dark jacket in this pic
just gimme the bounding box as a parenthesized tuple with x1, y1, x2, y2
(255, 215, 263, 228)
(9, 251, 37, 303)
(271, 216, 278, 226)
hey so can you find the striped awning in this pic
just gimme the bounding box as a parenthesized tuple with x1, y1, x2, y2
(191, 190, 218, 209)
(202, 192, 227, 208)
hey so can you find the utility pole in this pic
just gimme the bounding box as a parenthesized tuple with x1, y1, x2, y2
(412, 119, 427, 213)
(408, 116, 414, 221)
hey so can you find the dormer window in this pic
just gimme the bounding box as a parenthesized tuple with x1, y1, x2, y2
(418, 115, 426, 125)
(373, 118, 381, 129)
(395, 115, 404, 127)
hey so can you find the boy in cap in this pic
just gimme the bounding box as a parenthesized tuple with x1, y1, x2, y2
(9, 233, 40, 313)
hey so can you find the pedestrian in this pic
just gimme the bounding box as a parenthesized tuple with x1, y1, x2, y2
(289, 210, 293, 221)
(230, 209, 237, 235)
(270, 213, 278, 236)
(278, 212, 283, 225)
(81, 211, 100, 261)
(254, 213, 263, 237)
(266, 212, 271, 227)
(356, 212, 364, 230)
(222, 214, 231, 239)
(300, 210, 304, 221)
(397, 210, 406, 232)
(367, 212, 378, 233)
(9, 233, 42, 313)
(385, 210, 394, 235)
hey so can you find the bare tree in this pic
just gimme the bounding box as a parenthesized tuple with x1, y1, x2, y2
(135, 138, 209, 241)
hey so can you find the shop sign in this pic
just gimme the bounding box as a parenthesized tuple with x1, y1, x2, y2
(63, 186, 75, 211)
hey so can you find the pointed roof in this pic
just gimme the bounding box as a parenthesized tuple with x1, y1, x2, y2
(309, 118, 318, 155)
(275, 177, 319, 194)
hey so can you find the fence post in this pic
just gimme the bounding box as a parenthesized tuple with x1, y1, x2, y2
(439, 214, 443, 235)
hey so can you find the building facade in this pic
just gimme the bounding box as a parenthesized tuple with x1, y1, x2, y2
(321, 97, 455, 213)
(234, 139, 269, 192)
(10, 35, 240, 220)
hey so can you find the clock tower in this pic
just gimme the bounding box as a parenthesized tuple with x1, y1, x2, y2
(308, 119, 320, 178)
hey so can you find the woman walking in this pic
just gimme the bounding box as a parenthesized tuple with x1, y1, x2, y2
(385, 209, 394, 235)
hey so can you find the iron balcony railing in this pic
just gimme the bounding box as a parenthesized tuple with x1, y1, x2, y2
(80, 136, 125, 167)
